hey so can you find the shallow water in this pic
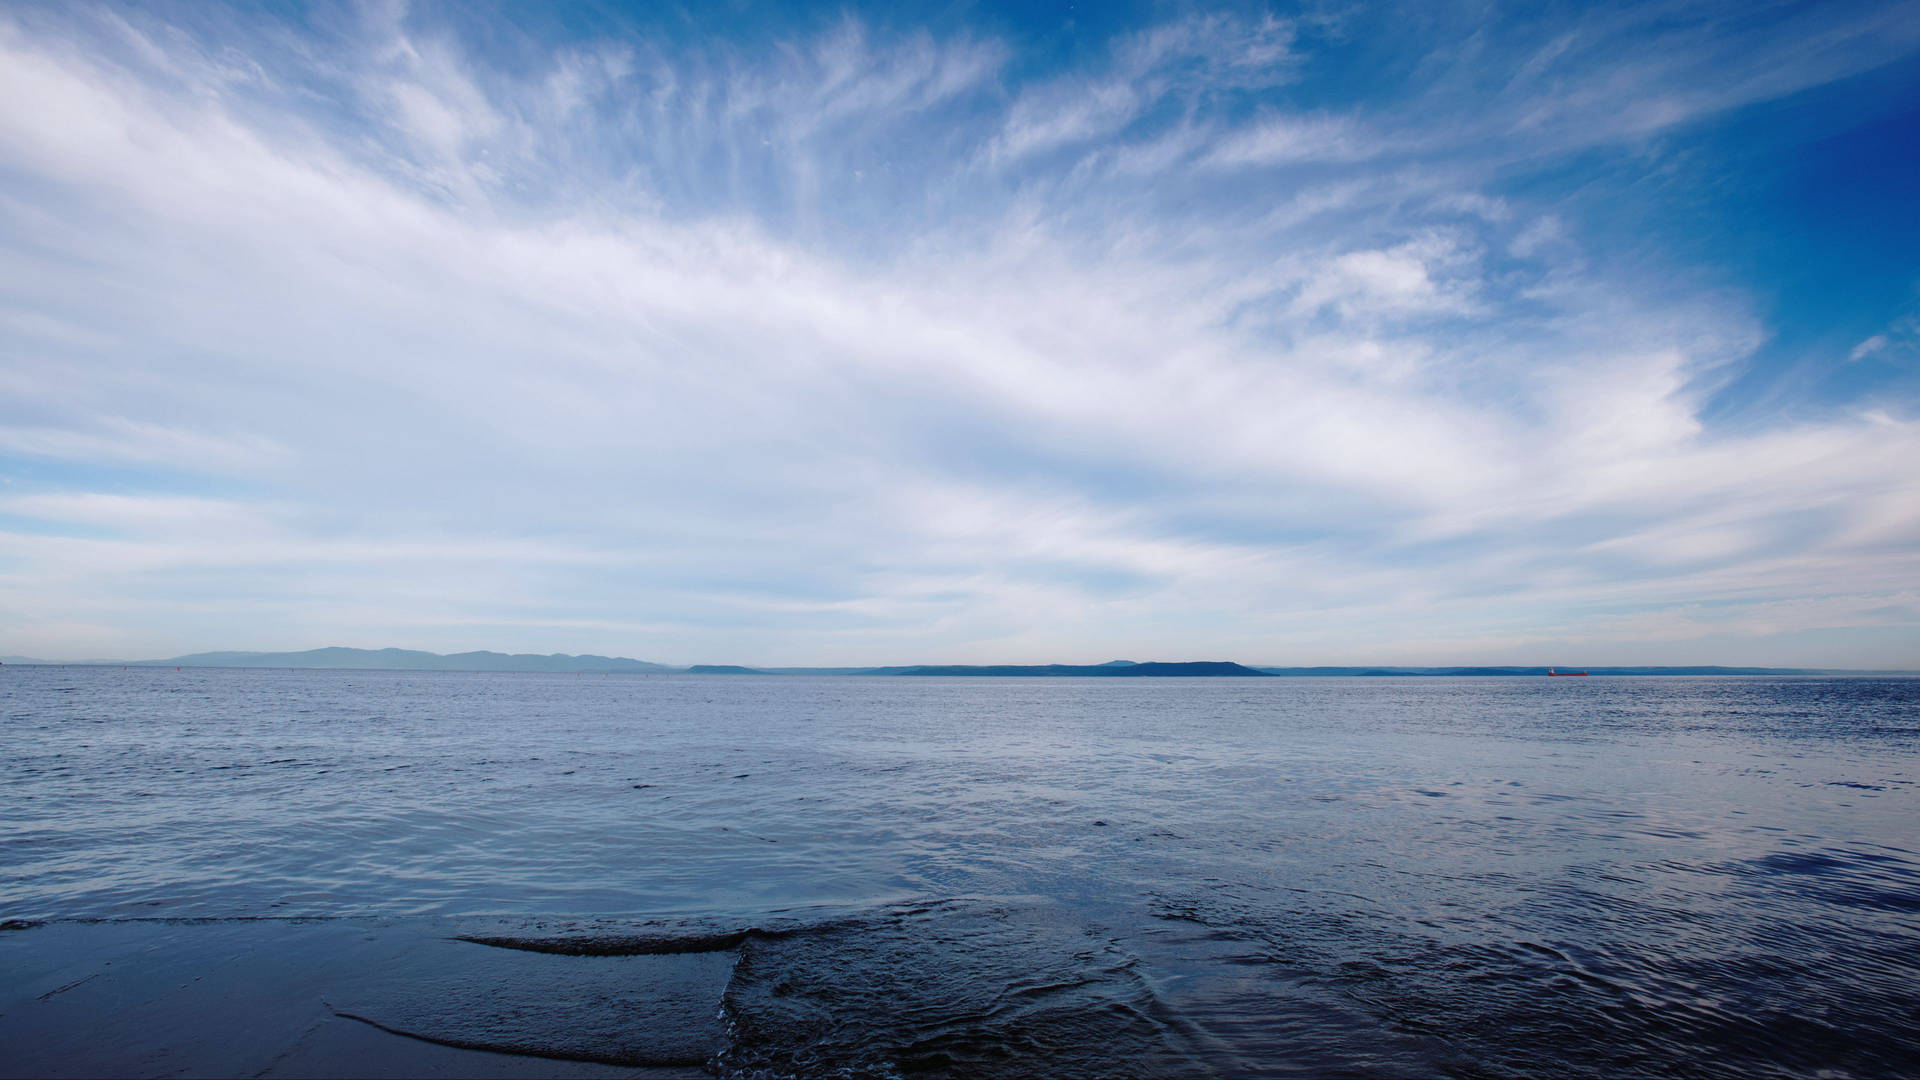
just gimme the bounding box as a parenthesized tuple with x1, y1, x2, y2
(3, 668, 1918, 1077)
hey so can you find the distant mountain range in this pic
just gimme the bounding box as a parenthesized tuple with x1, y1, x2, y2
(2, 647, 677, 673)
(1, 648, 1909, 676)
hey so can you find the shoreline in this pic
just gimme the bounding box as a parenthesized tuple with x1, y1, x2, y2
(0, 918, 719, 1079)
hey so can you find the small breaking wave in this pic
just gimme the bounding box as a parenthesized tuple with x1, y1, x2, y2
(457, 927, 757, 956)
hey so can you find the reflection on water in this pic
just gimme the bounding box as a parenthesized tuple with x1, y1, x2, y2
(3, 668, 1917, 1076)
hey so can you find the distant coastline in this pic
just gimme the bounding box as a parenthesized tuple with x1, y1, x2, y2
(1, 647, 1912, 677)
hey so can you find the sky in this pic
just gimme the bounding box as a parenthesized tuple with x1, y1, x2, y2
(1, 0, 1917, 667)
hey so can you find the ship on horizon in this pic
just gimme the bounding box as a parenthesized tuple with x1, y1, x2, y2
(1548, 667, 1589, 676)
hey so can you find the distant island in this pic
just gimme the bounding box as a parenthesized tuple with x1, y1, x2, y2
(1, 648, 1908, 677)
(883, 661, 1270, 677)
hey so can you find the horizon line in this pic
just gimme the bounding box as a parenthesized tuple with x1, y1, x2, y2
(2, 645, 1914, 675)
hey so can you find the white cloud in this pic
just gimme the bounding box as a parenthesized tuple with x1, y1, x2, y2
(1290, 235, 1479, 320)
(1492, 1, 1920, 151)
(0, 6, 1914, 666)
(986, 12, 1299, 167)
(1202, 113, 1369, 168)
(0, 420, 287, 471)
(1846, 307, 1919, 364)
(1850, 334, 1890, 362)
(1508, 214, 1565, 257)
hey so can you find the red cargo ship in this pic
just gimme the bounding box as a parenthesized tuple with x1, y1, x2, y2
(1547, 668, 1588, 676)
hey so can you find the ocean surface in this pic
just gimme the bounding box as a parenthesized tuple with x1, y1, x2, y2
(3, 667, 1919, 1077)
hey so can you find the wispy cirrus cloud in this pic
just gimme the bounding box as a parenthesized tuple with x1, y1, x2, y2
(1200, 112, 1371, 168)
(984, 11, 1298, 167)
(0, 0, 1916, 665)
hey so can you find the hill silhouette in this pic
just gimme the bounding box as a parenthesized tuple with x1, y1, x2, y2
(134, 647, 675, 673)
(890, 661, 1269, 677)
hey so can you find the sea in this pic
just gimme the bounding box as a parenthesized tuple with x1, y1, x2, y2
(3, 667, 1918, 1078)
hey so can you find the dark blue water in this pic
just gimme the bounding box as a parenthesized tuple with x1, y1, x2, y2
(4, 668, 1918, 1077)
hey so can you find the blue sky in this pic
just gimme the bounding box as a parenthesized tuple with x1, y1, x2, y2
(1, 0, 1917, 666)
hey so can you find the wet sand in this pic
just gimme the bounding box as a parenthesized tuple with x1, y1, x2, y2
(0, 919, 720, 1079)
